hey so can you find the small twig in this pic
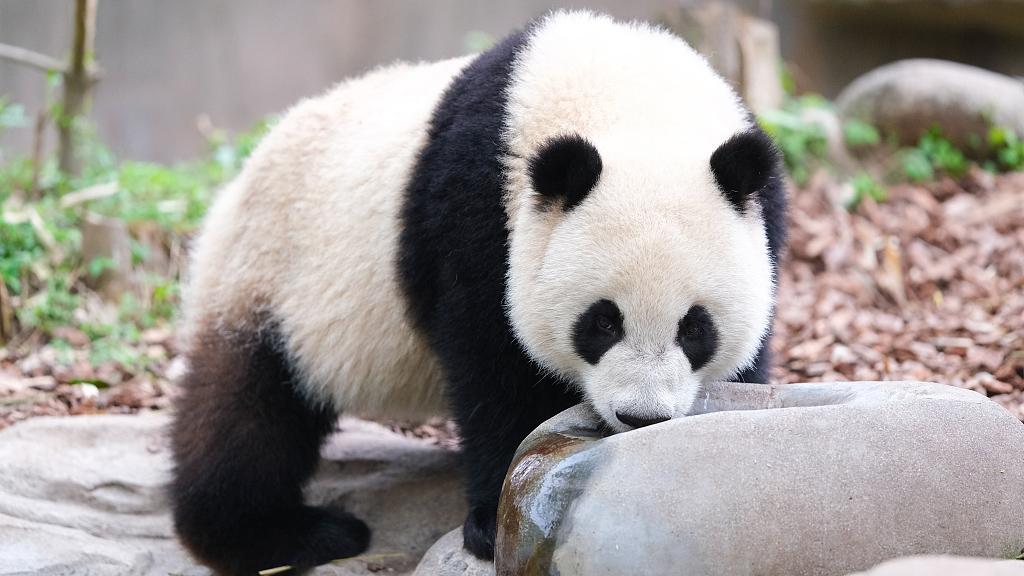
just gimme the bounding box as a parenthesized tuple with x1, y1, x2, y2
(257, 566, 292, 575)
(257, 552, 406, 575)
(0, 280, 13, 346)
(29, 111, 47, 199)
(59, 182, 118, 208)
(330, 552, 406, 566)
(0, 43, 66, 74)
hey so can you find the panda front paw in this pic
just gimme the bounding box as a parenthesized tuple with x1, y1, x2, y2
(462, 505, 497, 560)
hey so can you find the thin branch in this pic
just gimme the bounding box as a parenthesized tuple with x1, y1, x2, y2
(68, 0, 95, 75)
(29, 111, 47, 199)
(59, 0, 98, 176)
(0, 43, 66, 74)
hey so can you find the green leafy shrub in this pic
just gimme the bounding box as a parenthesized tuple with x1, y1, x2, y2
(848, 172, 887, 209)
(1, 102, 270, 357)
(900, 149, 935, 183)
(758, 96, 829, 185)
(842, 119, 881, 149)
(18, 277, 79, 333)
(988, 126, 1024, 171)
(896, 128, 968, 182)
(917, 128, 967, 176)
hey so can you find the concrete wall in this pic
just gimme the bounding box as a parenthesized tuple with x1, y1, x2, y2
(776, 0, 1024, 97)
(4, 0, 1022, 163)
(0, 0, 696, 163)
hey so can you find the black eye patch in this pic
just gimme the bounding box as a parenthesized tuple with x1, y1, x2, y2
(676, 305, 718, 372)
(572, 299, 624, 365)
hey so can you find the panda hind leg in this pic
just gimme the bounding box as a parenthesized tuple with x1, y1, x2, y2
(169, 319, 370, 575)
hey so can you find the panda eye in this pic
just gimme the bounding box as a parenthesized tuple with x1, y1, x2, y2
(573, 299, 624, 365)
(595, 314, 617, 335)
(676, 305, 719, 372)
(681, 320, 704, 340)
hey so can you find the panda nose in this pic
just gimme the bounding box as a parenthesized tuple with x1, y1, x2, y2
(615, 411, 671, 429)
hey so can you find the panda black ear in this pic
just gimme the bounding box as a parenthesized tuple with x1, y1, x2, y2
(710, 130, 778, 212)
(529, 134, 602, 211)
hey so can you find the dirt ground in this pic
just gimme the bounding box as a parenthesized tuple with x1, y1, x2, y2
(771, 168, 1023, 420)
(1, 169, 1022, 431)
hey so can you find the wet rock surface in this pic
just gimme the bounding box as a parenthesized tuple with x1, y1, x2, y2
(0, 413, 464, 575)
(496, 381, 1024, 576)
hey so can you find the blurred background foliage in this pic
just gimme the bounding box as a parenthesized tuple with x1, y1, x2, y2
(1, 0, 1022, 423)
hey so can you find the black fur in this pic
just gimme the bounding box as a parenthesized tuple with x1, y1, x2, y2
(730, 127, 787, 384)
(529, 134, 603, 211)
(572, 299, 625, 365)
(676, 305, 718, 372)
(169, 321, 370, 575)
(398, 28, 581, 560)
(710, 129, 779, 213)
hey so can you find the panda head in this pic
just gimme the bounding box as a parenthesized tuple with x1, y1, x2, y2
(506, 130, 779, 432)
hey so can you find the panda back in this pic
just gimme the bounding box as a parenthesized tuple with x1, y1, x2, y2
(183, 56, 470, 419)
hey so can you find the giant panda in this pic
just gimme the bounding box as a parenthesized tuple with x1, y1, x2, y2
(170, 10, 786, 575)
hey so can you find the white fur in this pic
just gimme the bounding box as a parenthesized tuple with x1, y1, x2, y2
(502, 12, 775, 430)
(182, 57, 471, 420)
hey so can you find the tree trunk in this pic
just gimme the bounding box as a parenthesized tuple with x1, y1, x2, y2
(58, 0, 98, 177)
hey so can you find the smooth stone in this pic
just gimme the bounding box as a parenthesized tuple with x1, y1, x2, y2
(0, 413, 465, 575)
(412, 528, 496, 576)
(850, 555, 1024, 576)
(836, 59, 1024, 149)
(495, 381, 1024, 576)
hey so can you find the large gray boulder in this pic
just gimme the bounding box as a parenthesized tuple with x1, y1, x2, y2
(496, 381, 1024, 576)
(836, 59, 1024, 149)
(0, 413, 464, 575)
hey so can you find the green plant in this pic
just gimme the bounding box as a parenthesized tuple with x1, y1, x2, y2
(758, 96, 830, 185)
(842, 119, 880, 149)
(17, 277, 79, 333)
(988, 126, 1024, 171)
(0, 219, 44, 294)
(779, 63, 797, 97)
(0, 97, 28, 132)
(847, 172, 887, 209)
(87, 256, 117, 278)
(896, 128, 968, 182)
(900, 149, 935, 183)
(79, 314, 148, 373)
(1, 96, 270, 351)
(917, 128, 967, 176)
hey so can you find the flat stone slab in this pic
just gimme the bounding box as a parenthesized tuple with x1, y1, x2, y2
(0, 413, 465, 575)
(849, 555, 1024, 576)
(413, 528, 496, 576)
(496, 381, 1024, 576)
